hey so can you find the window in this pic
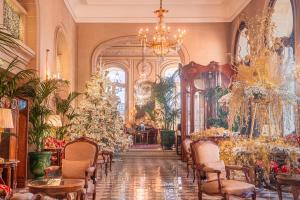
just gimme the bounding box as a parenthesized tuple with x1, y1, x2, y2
(271, 0, 295, 135)
(235, 23, 250, 65)
(163, 66, 181, 127)
(105, 67, 127, 120)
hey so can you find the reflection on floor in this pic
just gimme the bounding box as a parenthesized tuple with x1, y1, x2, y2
(96, 152, 293, 200)
(130, 144, 162, 150)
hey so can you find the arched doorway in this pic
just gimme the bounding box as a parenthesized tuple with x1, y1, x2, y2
(91, 36, 186, 124)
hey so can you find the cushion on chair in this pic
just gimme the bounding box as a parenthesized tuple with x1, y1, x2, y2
(62, 159, 90, 179)
(64, 141, 97, 164)
(202, 179, 255, 196)
(221, 180, 255, 196)
(204, 160, 226, 181)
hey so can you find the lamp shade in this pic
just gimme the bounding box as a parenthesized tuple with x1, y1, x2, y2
(46, 115, 62, 127)
(0, 108, 14, 129)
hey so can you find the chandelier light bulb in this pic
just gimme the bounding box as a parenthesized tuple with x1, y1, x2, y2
(138, 0, 186, 57)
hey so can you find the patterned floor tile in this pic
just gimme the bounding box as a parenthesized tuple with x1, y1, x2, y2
(95, 155, 294, 200)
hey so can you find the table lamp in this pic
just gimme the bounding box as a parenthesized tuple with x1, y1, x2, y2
(0, 108, 14, 129)
(0, 108, 14, 163)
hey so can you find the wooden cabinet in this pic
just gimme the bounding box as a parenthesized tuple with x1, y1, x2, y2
(180, 61, 234, 141)
(0, 98, 29, 188)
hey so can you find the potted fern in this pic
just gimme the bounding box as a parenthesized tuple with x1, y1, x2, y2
(27, 78, 66, 179)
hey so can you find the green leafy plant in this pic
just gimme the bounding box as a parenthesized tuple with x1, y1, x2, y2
(151, 71, 180, 130)
(0, 58, 37, 101)
(28, 79, 67, 152)
(55, 91, 81, 140)
(205, 86, 231, 129)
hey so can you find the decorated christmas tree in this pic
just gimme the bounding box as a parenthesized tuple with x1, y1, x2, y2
(70, 71, 131, 152)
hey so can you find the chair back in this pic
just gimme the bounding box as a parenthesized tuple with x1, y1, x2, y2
(64, 137, 99, 166)
(191, 140, 220, 166)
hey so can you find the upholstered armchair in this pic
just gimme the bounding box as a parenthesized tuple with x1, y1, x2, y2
(191, 140, 256, 200)
(45, 137, 99, 200)
(182, 138, 193, 179)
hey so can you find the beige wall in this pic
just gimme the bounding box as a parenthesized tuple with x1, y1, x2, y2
(37, 0, 77, 90)
(77, 23, 231, 92)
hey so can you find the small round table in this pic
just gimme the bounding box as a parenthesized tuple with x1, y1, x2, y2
(277, 174, 300, 200)
(28, 179, 84, 200)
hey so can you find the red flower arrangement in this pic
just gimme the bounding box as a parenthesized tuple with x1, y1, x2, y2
(44, 137, 67, 149)
(0, 184, 11, 198)
(270, 161, 279, 173)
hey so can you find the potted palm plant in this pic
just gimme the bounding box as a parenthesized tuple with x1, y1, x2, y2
(151, 72, 180, 150)
(27, 78, 66, 179)
(55, 91, 81, 140)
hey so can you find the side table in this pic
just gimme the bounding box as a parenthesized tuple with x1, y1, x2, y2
(277, 174, 300, 200)
(0, 160, 20, 189)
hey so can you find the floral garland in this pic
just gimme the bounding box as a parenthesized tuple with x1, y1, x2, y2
(219, 136, 300, 175)
(190, 127, 230, 141)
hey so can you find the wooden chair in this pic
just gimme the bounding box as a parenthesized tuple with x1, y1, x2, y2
(97, 150, 113, 177)
(191, 140, 256, 200)
(182, 138, 193, 179)
(45, 137, 99, 200)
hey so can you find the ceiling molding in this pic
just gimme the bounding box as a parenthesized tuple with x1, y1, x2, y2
(65, 0, 251, 23)
(64, 0, 78, 22)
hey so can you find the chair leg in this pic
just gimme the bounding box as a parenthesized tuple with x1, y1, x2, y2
(252, 189, 256, 200)
(109, 157, 112, 172)
(187, 163, 190, 178)
(193, 168, 196, 183)
(80, 191, 86, 200)
(93, 189, 96, 200)
(105, 162, 108, 176)
(197, 171, 202, 200)
(198, 190, 202, 200)
(223, 193, 230, 200)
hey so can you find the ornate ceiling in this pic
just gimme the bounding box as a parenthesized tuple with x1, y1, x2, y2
(64, 0, 251, 23)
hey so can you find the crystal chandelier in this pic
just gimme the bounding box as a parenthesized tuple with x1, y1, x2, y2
(138, 0, 186, 57)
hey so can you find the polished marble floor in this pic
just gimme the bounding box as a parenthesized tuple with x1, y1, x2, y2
(96, 153, 294, 200)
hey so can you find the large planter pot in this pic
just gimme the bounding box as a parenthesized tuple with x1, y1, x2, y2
(161, 130, 175, 150)
(29, 151, 51, 179)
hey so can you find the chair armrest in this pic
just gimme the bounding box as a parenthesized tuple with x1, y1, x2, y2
(203, 167, 222, 174)
(85, 166, 96, 175)
(85, 166, 97, 186)
(44, 166, 61, 178)
(225, 165, 251, 182)
(225, 165, 245, 170)
(202, 166, 222, 192)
